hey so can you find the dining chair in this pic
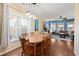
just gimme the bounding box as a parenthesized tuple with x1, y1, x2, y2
(22, 33, 28, 37)
(36, 41, 44, 56)
(43, 34, 49, 55)
(46, 33, 51, 46)
(42, 33, 51, 55)
(19, 37, 34, 56)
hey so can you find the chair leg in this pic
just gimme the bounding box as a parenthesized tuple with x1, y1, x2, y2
(41, 44, 43, 56)
(42, 48, 43, 56)
(21, 51, 24, 56)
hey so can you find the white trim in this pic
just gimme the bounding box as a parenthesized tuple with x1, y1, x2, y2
(10, 38, 19, 43)
(0, 45, 21, 56)
(0, 46, 20, 56)
(74, 50, 78, 56)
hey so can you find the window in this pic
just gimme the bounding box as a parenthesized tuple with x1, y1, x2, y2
(9, 14, 28, 42)
(20, 17, 28, 34)
(58, 23, 64, 31)
(9, 14, 18, 41)
(50, 23, 56, 32)
(67, 22, 74, 31)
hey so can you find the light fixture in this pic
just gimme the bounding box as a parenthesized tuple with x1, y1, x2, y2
(32, 3, 37, 5)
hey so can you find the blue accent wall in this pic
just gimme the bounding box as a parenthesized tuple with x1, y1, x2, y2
(56, 22, 58, 31)
(48, 18, 74, 32)
(64, 20, 67, 31)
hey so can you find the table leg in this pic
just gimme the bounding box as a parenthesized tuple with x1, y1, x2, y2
(34, 43, 36, 56)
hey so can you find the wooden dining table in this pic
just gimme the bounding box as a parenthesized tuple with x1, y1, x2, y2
(25, 33, 44, 56)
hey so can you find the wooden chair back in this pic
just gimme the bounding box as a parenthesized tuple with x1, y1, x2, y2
(43, 33, 51, 46)
(43, 34, 48, 47)
(19, 37, 34, 56)
(22, 33, 28, 37)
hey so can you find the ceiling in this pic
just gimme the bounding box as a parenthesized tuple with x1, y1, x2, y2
(28, 3, 75, 20)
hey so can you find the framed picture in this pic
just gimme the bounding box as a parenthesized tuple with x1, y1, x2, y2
(35, 19, 38, 31)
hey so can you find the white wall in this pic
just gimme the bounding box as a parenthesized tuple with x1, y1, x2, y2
(74, 21, 79, 55)
(74, 4, 79, 56)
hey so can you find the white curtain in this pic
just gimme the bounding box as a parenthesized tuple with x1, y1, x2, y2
(1, 4, 9, 48)
(0, 4, 3, 47)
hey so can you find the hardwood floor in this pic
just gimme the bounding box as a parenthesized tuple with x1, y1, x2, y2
(47, 39, 75, 56)
(2, 39, 75, 56)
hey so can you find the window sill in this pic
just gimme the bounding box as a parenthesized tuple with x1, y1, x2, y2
(10, 38, 19, 42)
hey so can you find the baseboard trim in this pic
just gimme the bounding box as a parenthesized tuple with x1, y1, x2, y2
(0, 45, 21, 56)
(74, 50, 78, 56)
